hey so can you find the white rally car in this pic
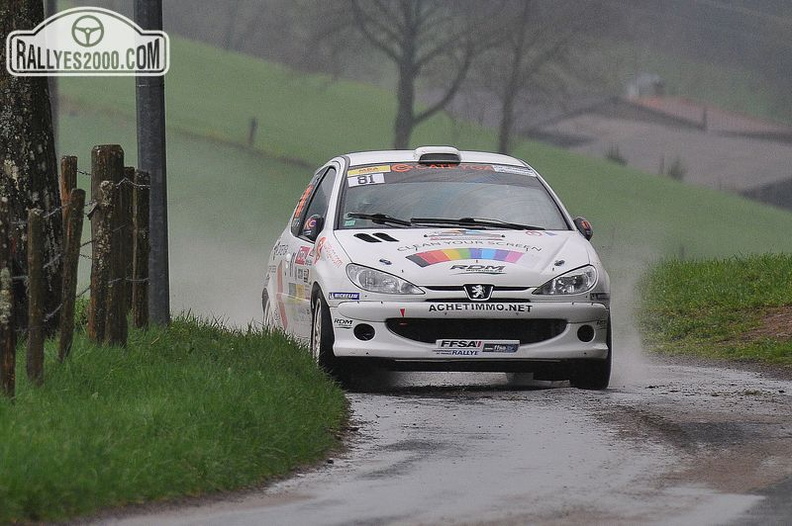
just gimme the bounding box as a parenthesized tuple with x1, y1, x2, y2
(262, 146, 612, 389)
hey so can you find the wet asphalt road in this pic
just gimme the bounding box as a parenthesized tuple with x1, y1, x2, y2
(103, 355, 792, 526)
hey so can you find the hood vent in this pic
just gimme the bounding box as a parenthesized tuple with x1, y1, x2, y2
(354, 233, 381, 243)
(354, 232, 399, 243)
(373, 232, 399, 242)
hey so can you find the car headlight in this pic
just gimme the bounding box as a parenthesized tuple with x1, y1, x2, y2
(346, 264, 424, 295)
(533, 265, 598, 296)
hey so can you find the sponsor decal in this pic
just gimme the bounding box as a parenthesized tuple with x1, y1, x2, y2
(425, 229, 504, 241)
(6, 7, 169, 77)
(491, 165, 535, 176)
(319, 241, 344, 267)
(347, 172, 385, 187)
(407, 248, 524, 267)
(433, 339, 519, 355)
(296, 267, 310, 283)
(434, 349, 480, 356)
(272, 241, 289, 257)
(294, 246, 311, 266)
(292, 184, 314, 222)
(347, 165, 391, 176)
(428, 303, 531, 313)
(315, 237, 326, 258)
(391, 163, 494, 173)
(482, 342, 519, 353)
(329, 292, 360, 300)
(333, 317, 354, 329)
(276, 261, 288, 329)
(438, 339, 483, 348)
(452, 264, 505, 275)
(397, 240, 542, 253)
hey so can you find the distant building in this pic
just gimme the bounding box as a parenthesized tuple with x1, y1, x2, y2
(626, 73, 665, 98)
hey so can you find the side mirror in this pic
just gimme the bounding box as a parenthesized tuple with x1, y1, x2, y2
(302, 214, 324, 242)
(573, 217, 593, 241)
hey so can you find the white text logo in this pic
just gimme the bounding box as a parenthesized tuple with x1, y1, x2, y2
(6, 7, 169, 76)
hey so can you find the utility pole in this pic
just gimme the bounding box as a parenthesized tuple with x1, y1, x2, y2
(134, 0, 170, 325)
(46, 0, 57, 146)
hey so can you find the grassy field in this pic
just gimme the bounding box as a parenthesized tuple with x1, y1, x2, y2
(59, 37, 792, 274)
(640, 254, 792, 368)
(0, 316, 346, 523)
(2, 33, 786, 522)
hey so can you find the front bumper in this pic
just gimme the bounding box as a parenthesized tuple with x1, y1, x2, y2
(330, 300, 610, 364)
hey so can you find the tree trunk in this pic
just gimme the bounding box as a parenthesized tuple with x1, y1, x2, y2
(497, 1, 533, 156)
(498, 91, 517, 155)
(392, 5, 419, 151)
(0, 0, 63, 333)
(393, 62, 417, 149)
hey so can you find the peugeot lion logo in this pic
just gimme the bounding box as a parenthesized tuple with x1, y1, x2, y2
(71, 15, 105, 47)
(464, 284, 493, 302)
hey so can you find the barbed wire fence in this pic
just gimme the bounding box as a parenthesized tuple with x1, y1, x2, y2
(0, 145, 150, 398)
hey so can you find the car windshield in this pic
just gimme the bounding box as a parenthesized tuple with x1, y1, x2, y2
(338, 162, 570, 230)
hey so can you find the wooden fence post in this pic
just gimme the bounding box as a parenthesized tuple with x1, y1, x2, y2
(89, 181, 114, 343)
(88, 145, 124, 343)
(0, 198, 15, 398)
(122, 167, 135, 312)
(132, 170, 150, 329)
(27, 209, 44, 385)
(60, 156, 78, 221)
(105, 179, 128, 347)
(59, 189, 85, 361)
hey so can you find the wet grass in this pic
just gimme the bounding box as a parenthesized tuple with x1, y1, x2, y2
(639, 254, 792, 366)
(0, 317, 347, 523)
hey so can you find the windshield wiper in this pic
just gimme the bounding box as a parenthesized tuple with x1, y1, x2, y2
(347, 212, 412, 227)
(411, 216, 545, 231)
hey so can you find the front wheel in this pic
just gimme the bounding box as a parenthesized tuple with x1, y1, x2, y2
(311, 293, 338, 373)
(262, 289, 274, 328)
(569, 318, 612, 390)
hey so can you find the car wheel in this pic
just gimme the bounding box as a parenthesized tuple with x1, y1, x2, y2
(569, 317, 612, 390)
(311, 292, 338, 373)
(505, 372, 534, 386)
(262, 289, 273, 328)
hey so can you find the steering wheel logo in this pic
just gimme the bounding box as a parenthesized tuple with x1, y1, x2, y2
(71, 15, 105, 47)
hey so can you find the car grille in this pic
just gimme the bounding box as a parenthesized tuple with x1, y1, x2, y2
(385, 318, 566, 344)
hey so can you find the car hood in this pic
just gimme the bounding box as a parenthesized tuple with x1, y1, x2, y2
(333, 228, 594, 287)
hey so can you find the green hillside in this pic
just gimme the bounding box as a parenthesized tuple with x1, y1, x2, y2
(57, 36, 792, 323)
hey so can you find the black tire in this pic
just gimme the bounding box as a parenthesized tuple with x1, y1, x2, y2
(261, 289, 272, 328)
(569, 318, 612, 390)
(311, 292, 339, 373)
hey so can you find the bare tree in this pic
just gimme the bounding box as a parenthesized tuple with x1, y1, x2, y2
(0, 0, 63, 332)
(481, 0, 602, 154)
(349, 0, 496, 149)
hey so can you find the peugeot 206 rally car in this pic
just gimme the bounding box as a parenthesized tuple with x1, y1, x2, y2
(262, 146, 612, 389)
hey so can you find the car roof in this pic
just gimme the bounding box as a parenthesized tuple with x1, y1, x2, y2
(342, 147, 531, 168)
